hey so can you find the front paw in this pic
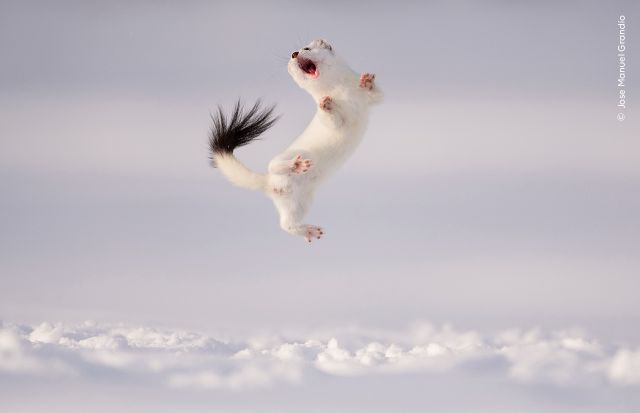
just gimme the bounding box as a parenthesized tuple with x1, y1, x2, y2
(359, 73, 375, 90)
(291, 154, 312, 174)
(319, 96, 333, 112)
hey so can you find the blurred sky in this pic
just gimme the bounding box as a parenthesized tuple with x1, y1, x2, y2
(0, 1, 639, 411)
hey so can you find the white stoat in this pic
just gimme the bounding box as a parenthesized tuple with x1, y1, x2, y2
(209, 39, 382, 242)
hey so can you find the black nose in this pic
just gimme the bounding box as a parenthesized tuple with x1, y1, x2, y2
(291, 51, 299, 59)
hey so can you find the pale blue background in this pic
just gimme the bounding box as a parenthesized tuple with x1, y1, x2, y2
(1, 1, 639, 411)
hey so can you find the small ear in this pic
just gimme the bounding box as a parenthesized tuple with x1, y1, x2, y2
(318, 39, 333, 52)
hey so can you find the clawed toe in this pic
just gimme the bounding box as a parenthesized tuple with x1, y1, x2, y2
(272, 186, 289, 195)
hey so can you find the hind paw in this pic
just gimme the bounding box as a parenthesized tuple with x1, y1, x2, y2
(305, 225, 324, 243)
(291, 155, 312, 174)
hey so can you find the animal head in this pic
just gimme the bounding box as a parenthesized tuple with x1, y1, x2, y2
(287, 39, 351, 96)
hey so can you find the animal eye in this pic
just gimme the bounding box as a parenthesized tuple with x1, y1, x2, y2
(303, 47, 310, 51)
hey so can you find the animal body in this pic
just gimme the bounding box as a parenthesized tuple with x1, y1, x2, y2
(210, 39, 382, 242)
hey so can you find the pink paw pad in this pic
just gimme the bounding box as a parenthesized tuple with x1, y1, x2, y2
(319, 96, 333, 111)
(305, 226, 324, 243)
(291, 155, 312, 174)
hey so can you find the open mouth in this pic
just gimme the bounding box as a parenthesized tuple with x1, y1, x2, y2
(297, 57, 318, 78)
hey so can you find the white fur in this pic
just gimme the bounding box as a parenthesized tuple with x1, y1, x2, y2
(215, 39, 382, 242)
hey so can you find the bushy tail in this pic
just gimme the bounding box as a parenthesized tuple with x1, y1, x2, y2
(209, 100, 278, 192)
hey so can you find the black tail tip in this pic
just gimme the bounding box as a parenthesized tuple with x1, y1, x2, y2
(208, 99, 279, 166)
